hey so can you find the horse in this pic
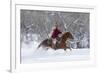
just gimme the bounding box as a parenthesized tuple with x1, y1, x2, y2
(37, 32, 74, 51)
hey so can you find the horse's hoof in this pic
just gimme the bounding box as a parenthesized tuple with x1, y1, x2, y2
(69, 48, 72, 51)
(68, 49, 72, 51)
(64, 49, 66, 51)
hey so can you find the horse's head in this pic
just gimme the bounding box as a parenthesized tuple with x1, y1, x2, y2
(61, 32, 74, 41)
(66, 32, 74, 39)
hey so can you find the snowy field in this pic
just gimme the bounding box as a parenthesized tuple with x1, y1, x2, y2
(20, 10, 90, 64)
(21, 42, 90, 64)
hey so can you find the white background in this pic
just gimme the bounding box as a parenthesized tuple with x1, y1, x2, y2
(0, 0, 100, 73)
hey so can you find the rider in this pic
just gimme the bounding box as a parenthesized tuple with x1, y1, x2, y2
(49, 23, 62, 46)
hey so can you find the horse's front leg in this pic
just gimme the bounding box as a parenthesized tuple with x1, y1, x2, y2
(69, 48, 72, 51)
(64, 46, 72, 51)
(67, 47, 72, 51)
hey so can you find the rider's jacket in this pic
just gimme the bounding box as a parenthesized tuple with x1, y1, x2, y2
(51, 27, 62, 39)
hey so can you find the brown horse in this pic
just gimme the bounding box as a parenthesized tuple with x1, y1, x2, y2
(37, 32, 74, 51)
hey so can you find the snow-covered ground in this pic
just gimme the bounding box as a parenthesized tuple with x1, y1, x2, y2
(21, 41, 90, 64)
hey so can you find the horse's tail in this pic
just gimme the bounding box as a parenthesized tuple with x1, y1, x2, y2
(37, 42, 42, 49)
(37, 39, 48, 49)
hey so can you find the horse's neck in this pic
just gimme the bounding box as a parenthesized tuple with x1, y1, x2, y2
(61, 37, 68, 43)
